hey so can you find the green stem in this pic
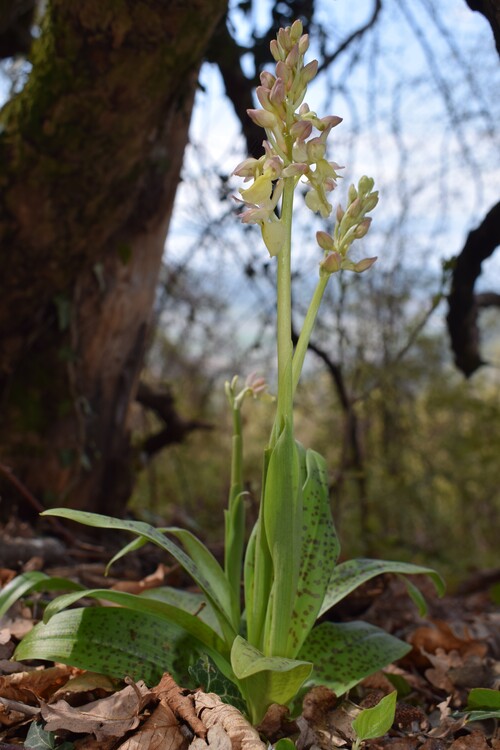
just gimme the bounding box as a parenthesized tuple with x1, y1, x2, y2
(271, 175, 295, 448)
(291, 273, 330, 394)
(224, 404, 245, 624)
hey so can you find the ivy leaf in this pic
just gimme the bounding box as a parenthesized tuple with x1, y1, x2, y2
(25, 722, 74, 750)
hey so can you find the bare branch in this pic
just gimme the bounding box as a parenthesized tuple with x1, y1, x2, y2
(317, 0, 382, 74)
(464, 0, 500, 57)
(446, 200, 500, 376)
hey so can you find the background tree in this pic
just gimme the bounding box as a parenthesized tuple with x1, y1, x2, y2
(0, 0, 226, 515)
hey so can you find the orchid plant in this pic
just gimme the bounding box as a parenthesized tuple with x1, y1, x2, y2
(0, 22, 443, 726)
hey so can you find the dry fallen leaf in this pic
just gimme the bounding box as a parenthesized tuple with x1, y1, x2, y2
(117, 700, 187, 750)
(41, 679, 152, 740)
(192, 692, 266, 750)
(0, 665, 75, 703)
(190, 725, 232, 750)
(111, 564, 169, 594)
(152, 672, 206, 739)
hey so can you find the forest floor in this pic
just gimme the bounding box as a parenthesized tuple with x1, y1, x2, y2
(0, 519, 499, 750)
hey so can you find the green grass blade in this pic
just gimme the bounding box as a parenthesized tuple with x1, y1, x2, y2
(286, 449, 340, 657)
(319, 559, 445, 618)
(0, 572, 85, 618)
(298, 621, 411, 695)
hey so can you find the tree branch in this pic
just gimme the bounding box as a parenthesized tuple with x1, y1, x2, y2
(464, 0, 500, 57)
(136, 381, 213, 459)
(446, 200, 500, 376)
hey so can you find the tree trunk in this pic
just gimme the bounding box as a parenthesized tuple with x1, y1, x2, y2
(0, 0, 227, 516)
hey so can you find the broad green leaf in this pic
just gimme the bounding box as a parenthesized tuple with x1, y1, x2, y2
(42, 588, 228, 658)
(41, 510, 236, 641)
(298, 621, 411, 695)
(319, 559, 445, 617)
(189, 654, 247, 714)
(467, 688, 500, 710)
(231, 635, 312, 724)
(15, 607, 190, 684)
(287, 449, 340, 657)
(262, 421, 302, 655)
(352, 690, 396, 741)
(0, 572, 84, 618)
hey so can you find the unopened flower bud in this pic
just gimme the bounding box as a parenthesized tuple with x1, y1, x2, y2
(285, 43, 300, 69)
(290, 19, 303, 42)
(270, 77, 286, 107)
(277, 28, 288, 53)
(336, 204, 345, 222)
(270, 39, 282, 61)
(354, 217, 372, 238)
(346, 196, 361, 218)
(256, 86, 273, 111)
(321, 251, 342, 274)
(298, 33, 309, 54)
(299, 103, 310, 116)
(353, 256, 377, 273)
(358, 175, 375, 195)
(348, 183, 358, 204)
(275, 61, 293, 90)
(316, 230, 334, 251)
(363, 192, 379, 212)
(260, 70, 276, 89)
(301, 59, 318, 85)
(247, 108, 278, 128)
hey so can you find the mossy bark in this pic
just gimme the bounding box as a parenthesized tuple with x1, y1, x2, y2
(0, 0, 227, 515)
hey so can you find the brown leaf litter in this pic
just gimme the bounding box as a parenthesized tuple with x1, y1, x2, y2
(0, 532, 499, 749)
